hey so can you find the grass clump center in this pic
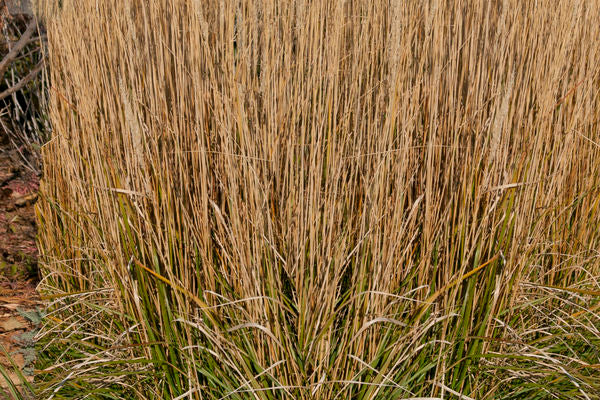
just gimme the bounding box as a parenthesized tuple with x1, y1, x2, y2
(35, 1, 600, 399)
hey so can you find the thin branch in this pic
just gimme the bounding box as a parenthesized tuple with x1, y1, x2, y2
(0, 34, 46, 48)
(0, 19, 37, 78)
(0, 58, 44, 101)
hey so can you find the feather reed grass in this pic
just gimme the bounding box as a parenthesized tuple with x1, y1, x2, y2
(35, 0, 600, 398)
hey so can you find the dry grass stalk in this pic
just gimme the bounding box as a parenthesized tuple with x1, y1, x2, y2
(35, 0, 600, 398)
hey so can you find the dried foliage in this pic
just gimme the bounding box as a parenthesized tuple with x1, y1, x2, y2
(36, 1, 600, 399)
(0, 4, 46, 155)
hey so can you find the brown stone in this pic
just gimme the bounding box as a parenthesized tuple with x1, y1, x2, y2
(14, 193, 37, 207)
(5, 0, 33, 17)
(0, 316, 28, 332)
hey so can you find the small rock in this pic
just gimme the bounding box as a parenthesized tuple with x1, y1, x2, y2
(6, 0, 34, 17)
(0, 317, 28, 332)
(14, 193, 37, 207)
(9, 352, 26, 369)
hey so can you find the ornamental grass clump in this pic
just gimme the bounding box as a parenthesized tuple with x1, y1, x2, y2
(36, 1, 600, 399)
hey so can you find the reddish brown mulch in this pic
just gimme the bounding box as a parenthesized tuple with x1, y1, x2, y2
(0, 132, 40, 389)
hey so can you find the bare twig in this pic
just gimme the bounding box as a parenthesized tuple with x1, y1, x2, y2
(0, 19, 37, 78)
(0, 58, 43, 100)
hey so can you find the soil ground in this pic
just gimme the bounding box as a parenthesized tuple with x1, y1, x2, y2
(0, 132, 40, 393)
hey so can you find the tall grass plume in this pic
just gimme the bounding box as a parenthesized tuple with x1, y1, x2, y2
(36, 1, 600, 398)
